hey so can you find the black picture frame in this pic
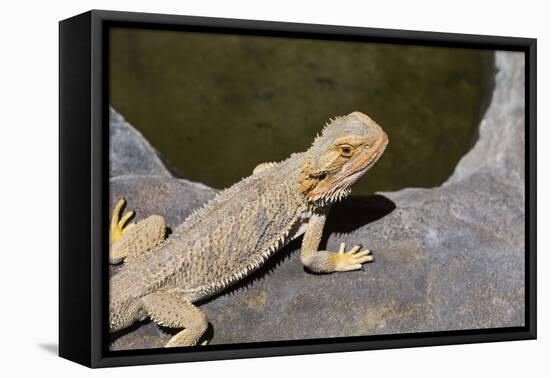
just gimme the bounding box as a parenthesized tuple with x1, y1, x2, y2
(59, 9, 537, 368)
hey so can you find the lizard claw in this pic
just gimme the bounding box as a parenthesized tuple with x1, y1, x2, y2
(110, 197, 136, 246)
(333, 242, 374, 272)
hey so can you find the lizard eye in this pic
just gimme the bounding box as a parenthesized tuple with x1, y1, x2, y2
(339, 145, 354, 157)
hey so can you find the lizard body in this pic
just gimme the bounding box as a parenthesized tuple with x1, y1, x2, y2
(109, 111, 388, 347)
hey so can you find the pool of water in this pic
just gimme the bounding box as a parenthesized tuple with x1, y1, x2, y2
(110, 28, 494, 196)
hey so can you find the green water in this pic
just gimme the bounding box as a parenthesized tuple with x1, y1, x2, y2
(110, 28, 494, 196)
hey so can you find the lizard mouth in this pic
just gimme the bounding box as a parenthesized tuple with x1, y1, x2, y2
(361, 135, 388, 170)
(342, 133, 389, 185)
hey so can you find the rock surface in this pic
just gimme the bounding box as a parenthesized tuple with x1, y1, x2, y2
(109, 107, 171, 178)
(109, 51, 525, 350)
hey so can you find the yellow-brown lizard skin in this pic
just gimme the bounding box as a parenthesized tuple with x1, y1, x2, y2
(109, 111, 389, 347)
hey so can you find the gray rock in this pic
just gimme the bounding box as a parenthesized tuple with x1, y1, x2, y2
(447, 52, 525, 187)
(109, 175, 217, 228)
(109, 51, 525, 349)
(109, 107, 172, 178)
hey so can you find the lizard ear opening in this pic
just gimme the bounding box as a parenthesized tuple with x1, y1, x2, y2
(309, 170, 327, 180)
(299, 160, 324, 196)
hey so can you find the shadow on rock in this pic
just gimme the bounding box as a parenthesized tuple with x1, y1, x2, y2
(199, 194, 396, 304)
(324, 194, 396, 235)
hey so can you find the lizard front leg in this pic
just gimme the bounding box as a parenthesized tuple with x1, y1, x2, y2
(109, 197, 166, 264)
(300, 208, 374, 273)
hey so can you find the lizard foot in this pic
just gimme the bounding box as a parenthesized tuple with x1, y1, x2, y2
(109, 197, 166, 264)
(165, 332, 210, 348)
(332, 242, 373, 272)
(110, 197, 135, 246)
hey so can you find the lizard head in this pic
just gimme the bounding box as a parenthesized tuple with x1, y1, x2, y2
(300, 111, 389, 205)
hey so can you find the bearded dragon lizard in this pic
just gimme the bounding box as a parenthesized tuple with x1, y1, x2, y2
(109, 111, 389, 347)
